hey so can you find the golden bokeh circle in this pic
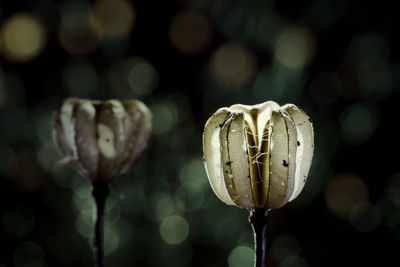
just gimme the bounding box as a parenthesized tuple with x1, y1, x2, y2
(93, 0, 136, 39)
(209, 43, 257, 88)
(274, 26, 316, 69)
(325, 172, 369, 219)
(0, 13, 46, 62)
(169, 12, 211, 54)
(58, 13, 101, 56)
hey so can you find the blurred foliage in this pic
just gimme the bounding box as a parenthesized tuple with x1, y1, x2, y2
(0, 0, 399, 266)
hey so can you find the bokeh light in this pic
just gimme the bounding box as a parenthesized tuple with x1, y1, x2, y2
(164, 92, 192, 122)
(349, 202, 381, 232)
(179, 156, 208, 187)
(213, 214, 246, 246)
(93, 0, 135, 39)
(52, 164, 83, 189)
(127, 62, 159, 95)
(108, 57, 159, 97)
(325, 172, 369, 219)
(13, 241, 45, 267)
(104, 187, 121, 226)
(0, 13, 46, 62)
(339, 102, 380, 145)
(34, 107, 63, 172)
(209, 43, 257, 88)
(175, 156, 208, 211)
(270, 234, 301, 264)
(104, 226, 119, 255)
(346, 33, 393, 101)
(2, 206, 35, 237)
(175, 184, 205, 212)
(146, 192, 176, 221)
(274, 26, 316, 69)
(150, 101, 178, 135)
(227, 245, 255, 267)
(113, 218, 134, 248)
(116, 177, 146, 217)
(169, 11, 211, 54)
(58, 11, 101, 56)
(294, 147, 332, 207)
(252, 62, 305, 103)
(160, 215, 189, 245)
(73, 184, 121, 249)
(75, 208, 94, 239)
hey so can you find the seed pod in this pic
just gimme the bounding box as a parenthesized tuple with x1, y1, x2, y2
(202, 101, 314, 209)
(53, 98, 152, 182)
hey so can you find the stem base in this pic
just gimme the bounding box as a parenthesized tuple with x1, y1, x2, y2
(92, 180, 109, 267)
(249, 209, 269, 267)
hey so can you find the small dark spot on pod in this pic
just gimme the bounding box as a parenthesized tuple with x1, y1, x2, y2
(282, 160, 288, 167)
(225, 171, 229, 173)
(303, 179, 306, 183)
(202, 157, 205, 161)
(106, 138, 110, 142)
(308, 117, 312, 123)
(297, 141, 300, 146)
(226, 161, 232, 166)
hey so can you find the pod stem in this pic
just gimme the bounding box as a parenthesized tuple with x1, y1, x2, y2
(92, 180, 109, 267)
(249, 209, 269, 267)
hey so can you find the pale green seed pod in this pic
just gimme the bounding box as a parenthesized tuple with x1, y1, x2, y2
(53, 98, 152, 182)
(202, 101, 314, 210)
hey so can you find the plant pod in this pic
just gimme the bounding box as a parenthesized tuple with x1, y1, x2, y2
(202, 101, 314, 209)
(53, 98, 152, 182)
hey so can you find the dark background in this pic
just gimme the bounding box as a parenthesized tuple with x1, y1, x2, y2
(0, 0, 399, 266)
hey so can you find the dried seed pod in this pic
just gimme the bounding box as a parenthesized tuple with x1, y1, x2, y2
(53, 98, 151, 182)
(203, 101, 314, 209)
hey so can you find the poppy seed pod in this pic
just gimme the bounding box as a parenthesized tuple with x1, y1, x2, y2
(53, 98, 152, 182)
(203, 101, 314, 210)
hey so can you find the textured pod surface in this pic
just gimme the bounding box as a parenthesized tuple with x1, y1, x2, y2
(283, 104, 314, 201)
(219, 113, 255, 208)
(53, 98, 152, 182)
(202, 100, 314, 210)
(203, 108, 235, 205)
